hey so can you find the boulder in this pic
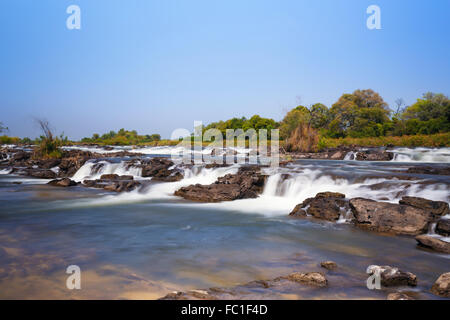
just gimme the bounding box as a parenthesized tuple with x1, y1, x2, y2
(356, 151, 393, 161)
(139, 158, 183, 182)
(174, 166, 266, 202)
(436, 219, 450, 237)
(349, 198, 432, 235)
(48, 178, 77, 187)
(289, 192, 349, 222)
(320, 261, 338, 271)
(28, 169, 57, 179)
(431, 273, 450, 298)
(399, 196, 449, 218)
(367, 265, 417, 287)
(415, 235, 450, 253)
(103, 180, 141, 192)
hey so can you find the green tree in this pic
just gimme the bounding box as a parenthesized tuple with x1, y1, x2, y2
(309, 103, 330, 129)
(279, 105, 311, 139)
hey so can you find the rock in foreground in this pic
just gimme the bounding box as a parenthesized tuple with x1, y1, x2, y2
(48, 178, 77, 187)
(431, 272, 450, 298)
(415, 235, 450, 254)
(349, 198, 432, 235)
(367, 265, 417, 287)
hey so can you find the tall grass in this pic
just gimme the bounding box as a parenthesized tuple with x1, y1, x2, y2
(34, 120, 64, 159)
(284, 124, 319, 152)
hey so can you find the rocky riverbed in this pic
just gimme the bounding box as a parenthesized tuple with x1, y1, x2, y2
(0, 144, 448, 299)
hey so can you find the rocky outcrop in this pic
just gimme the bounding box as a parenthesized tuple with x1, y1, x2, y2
(27, 169, 57, 179)
(431, 272, 450, 298)
(356, 150, 393, 161)
(436, 219, 450, 237)
(349, 198, 432, 235)
(415, 235, 450, 254)
(367, 265, 417, 287)
(137, 158, 183, 182)
(406, 166, 450, 176)
(399, 196, 449, 218)
(174, 166, 266, 202)
(320, 261, 338, 271)
(289, 192, 349, 222)
(48, 178, 77, 187)
(82, 175, 141, 193)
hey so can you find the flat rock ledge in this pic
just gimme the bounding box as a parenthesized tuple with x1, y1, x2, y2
(415, 235, 450, 254)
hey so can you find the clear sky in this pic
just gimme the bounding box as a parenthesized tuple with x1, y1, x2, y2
(1, 0, 449, 139)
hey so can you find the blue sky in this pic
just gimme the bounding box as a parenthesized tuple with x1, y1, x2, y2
(1, 0, 449, 139)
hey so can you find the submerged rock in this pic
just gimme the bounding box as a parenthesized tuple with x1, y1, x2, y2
(415, 235, 450, 253)
(406, 166, 450, 176)
(367, 265, 417, 287)
(284, 272, 328, 287)
(320, 261, 338, 271)
(159, 270, 328, 300)
(387, 292, 415, 300)
(174, 166, 266, 202)
(48, 178, 77, 187)
(431, 272, 450, 298)
(349, 198, 432, 235)
(289, 192, 349, 222)
(436, 219, 450, 237)
(27, 169, 57, 179)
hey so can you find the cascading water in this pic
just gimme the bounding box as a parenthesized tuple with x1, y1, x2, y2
(71, 160, 142, 182)
(390, 147, 450, 163)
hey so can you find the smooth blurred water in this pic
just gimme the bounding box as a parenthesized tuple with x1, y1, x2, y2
(0, 154, 449, 299)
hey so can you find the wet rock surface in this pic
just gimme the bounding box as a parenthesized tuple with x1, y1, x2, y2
(320, 261, 338, 271)
(387, 292, 415, 300)
(415, 235, 450, 253)
(159, 271, 328, 300)
(47, 178, 77, 187)
(431, 272, 450, 298)
(134, 158, 183, 182)
(289, 192, 349, 222)
(174, 166, 266, 202)
(436, 219, 450, 237)
(349, 198, 433, 235)
(82, 175, 141, 193)
(399, 196, 449, 218)
(367, 265, 417, 287)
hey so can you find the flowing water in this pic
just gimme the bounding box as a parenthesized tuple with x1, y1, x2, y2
(0, 146, 449, 299)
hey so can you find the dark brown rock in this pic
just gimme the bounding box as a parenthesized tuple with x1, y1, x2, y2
(399, 196, 449, 218)
(356, 151, 393, 161)
(415, 235, 450, 253)
(349, 198, 432, 235)
(285, 272, 328, 287)
(100, 174, 134, 181)
(436, 219, 450, 237)
(13, 151, 30, 161)
(174, 166, 266, 202)
(431, 272, 450, 298)
(367, 265, 417, 287)
(289, 192, 349, 222)
(28, 169, 57, 179)
(48, 178, 77, 187)
(387, 292, 414, 300)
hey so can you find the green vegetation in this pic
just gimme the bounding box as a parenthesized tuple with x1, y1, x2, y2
(33, 119, 67, 159)
(81, 129, 161, 145)
(203, 115, 279, 138)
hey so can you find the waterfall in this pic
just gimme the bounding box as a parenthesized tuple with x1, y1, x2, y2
(390, 147, 450, 163)
(344, 151, 358, 161)
(71, 160, 142, 182)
